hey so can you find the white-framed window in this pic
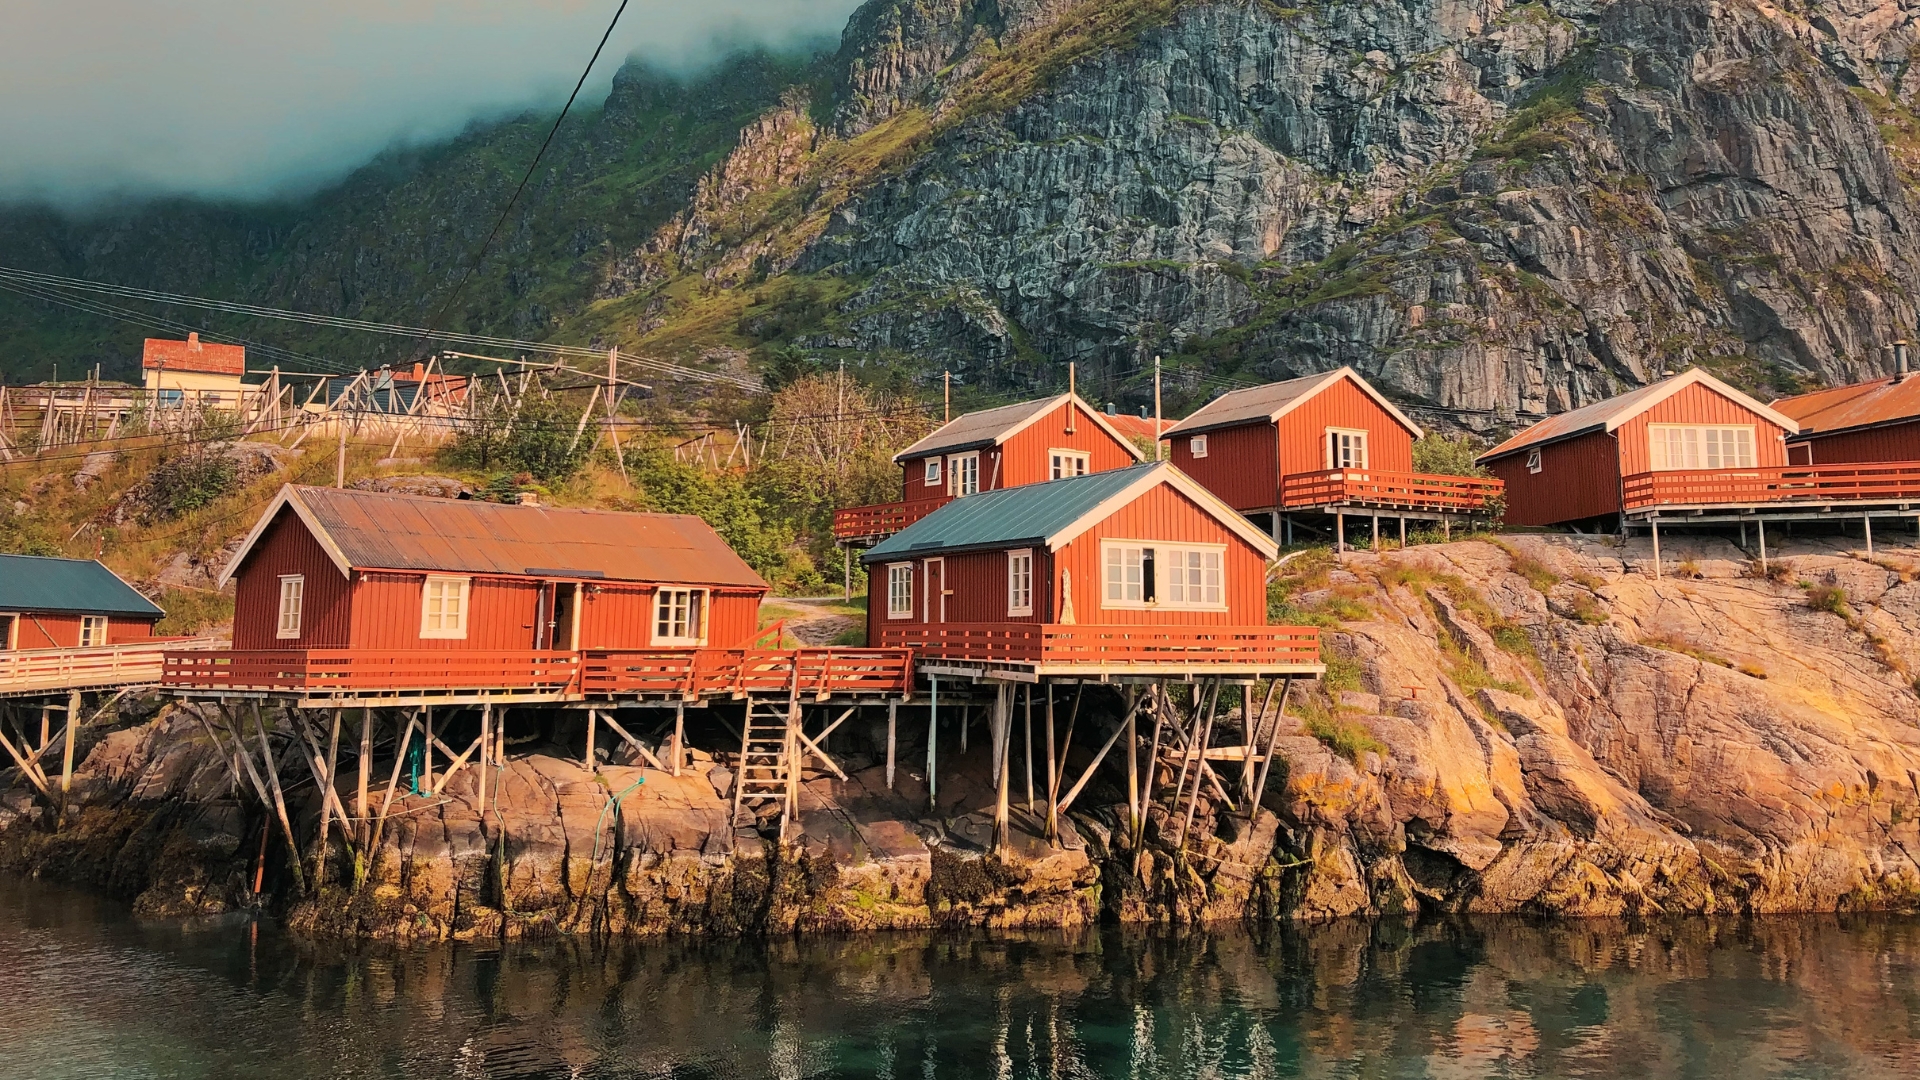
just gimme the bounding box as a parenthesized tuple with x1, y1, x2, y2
(79, 615, 108, 648)
(1049, 450, 1090, 480)
(1103, 541, 1227, 610)
(276, 575, 304, 639)
(419, 575, 470, 639)
(652, 587, 707, 645)
(1526, 448, 1543, 475)
(924, 458, 942, 486)
(1327, 428, 1369, 469)
(948, 452, 980, 496)
(1648, 424, 1755, 471)
(1007, 550, 1034, 616)
(887, 564, 914, 619)
(1189, 435, 1209, 458)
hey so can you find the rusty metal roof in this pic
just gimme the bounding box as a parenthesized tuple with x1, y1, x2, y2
(1479, 368, 1803, 462)
(222, 486, 767, 589)
(1162, 368, 1424, 439)
(1772, 375, 1920, 439)
(893, 393, 1148, 463)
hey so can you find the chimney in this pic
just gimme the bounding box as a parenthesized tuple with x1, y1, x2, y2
(515, 492, 540, 506)
(186, 331, 200, 350)
(1105, 402, 1116, 415)
(1897, 340, 1910, 383)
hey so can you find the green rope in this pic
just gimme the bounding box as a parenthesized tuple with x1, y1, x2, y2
(592, 775, 646, 865)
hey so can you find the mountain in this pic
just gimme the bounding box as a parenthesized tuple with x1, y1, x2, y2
(8, 1, 1920, 430)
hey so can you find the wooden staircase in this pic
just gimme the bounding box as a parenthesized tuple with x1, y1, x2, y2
(731, 689, 799, 829)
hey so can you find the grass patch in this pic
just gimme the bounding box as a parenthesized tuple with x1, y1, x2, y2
(1805, 583, 1851, 616)
(152, 587, 234, 638)
(1295, 701, 1387, 765)
(1490, 539, 1562, 592)
(1322, 655, 1363, 694)
(1642, 633, 1764, 678)
(1566, 591, 1609, 625)
(1270, 546, 1374, 626)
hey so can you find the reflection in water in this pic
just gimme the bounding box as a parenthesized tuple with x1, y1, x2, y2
(2, 875, 1918, 1079)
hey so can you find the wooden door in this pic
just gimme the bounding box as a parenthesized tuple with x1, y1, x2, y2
(551, 584, 577, 650)
(923, 559, 946, 623)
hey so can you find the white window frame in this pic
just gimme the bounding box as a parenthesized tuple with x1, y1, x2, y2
(1102, 540, 1227, 611)
(1526, 448, 1543, 475)
(948, 452, 980, 497)
(1189, 434, 1209, 459)
(79, 615, 108, 648)
(1007, 549, 1034, 616)
(923, 458, 942, 486)
(1648, 424, 1756, 471)
(887, 563, 914, 620)
(1049, 449, 1090, 480)
(651, 587, 708, 646)
(276, 575, 304, 640)
(1327, 427, 1369, 470)
(419, 575, 470, 640)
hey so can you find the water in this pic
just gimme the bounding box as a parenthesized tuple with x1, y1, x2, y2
(2, 876, 1918, 1079)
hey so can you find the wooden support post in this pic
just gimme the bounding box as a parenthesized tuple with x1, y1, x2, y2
(992, 684, 1011, 853)
(1866, 513, 1875, 558)
(1249, 678, 1291, 823)
(1398, 516, 1406, 549)
(367, 715, 418, 867)
(672, 702, 685, 777)
(1135, 687, 1168, 863)
(1739, 520, 1747, 549)
(422, 708, 434, 791)
(1371, 513, 1379, 552)
(1023, 686, 1035, 815)
(1335, 509, 1345, 555)
(926, 676, 939, 810)
(1124, 691, 1139, 851)
(843, 547, 852, 602)
(1044, 686, 1059, 842)
(1242, 679, 1280, 800)
(1052, 684, 1084, 797)
(478, 704, 491, 819)
(1175, 682, 1220, 851)
(886, 701, 897, 790)
(1056, 694, 1148, 816)
(320, 709, 342, 885)
(1758, 517, 1768, 573)
(249, 703, 306, 894)
(39, 706, 50, 756)
(60, 689, 79, 796)
(585, 707, 597, 769)
(1651, 520, 1662, 579)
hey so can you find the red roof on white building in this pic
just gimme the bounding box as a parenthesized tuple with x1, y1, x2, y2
(142, 333, 245, 376)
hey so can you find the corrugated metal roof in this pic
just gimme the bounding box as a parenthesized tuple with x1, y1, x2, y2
(1479, 368, 1803, 462)
(1162, 367, 1423, 438)
(894, 395, 1066, 461)
(0, 555, 163, 618)
(142, 334, 245, 376)
(1773, 375, 1920, 438)
(864, 465, 1157, 561)
(284, 486, 767, 588)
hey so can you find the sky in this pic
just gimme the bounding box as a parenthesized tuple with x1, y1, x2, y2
(0, 0, 862, 208)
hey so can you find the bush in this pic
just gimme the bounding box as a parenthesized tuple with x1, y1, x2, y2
(442, 376, 594, 483)
(627, 448, 825, 592)
(141, 450, 239, 523)
(1805, 583, 1849, 615)
(1299, 706, 1388, 765)
(1411, 433, 1491, 477)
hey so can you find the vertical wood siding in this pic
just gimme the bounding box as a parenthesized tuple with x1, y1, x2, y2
(106, 619, 157, 644)
(900, 454, 950, 503)
(1053, 482, 1268, 626)
(1171, 421, 1278, 511)
(1488, 431, 1624, 526)
(1275, 375, 1417, 476)
(1614, 383, 1792, 474)
(1, 613, 156, 649)
(898, 399, 1143, 499)
(232, 509, 352, 649)
(1794, 420, 1920, 464)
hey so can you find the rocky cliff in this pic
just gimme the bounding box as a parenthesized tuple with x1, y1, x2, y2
(14, 2, 1920, 425)
(8, 534, 1919, 934)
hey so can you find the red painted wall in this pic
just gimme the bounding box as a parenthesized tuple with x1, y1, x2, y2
(1792, 420, 1920, 465)
(1487, 430, 1624, 526)
(1614, 382, 1791, 475)
(5, 613, 156, 650)
(1275, 376, 1416, 476)
(1171, 421, 1278, 512)
(898, 399, 1142, 500)
(232, 508, 352, 649)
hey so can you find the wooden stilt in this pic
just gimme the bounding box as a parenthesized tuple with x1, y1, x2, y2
(927, 677, 939, 810)
(1371, 513, 1379, 552)
(1056, 694, 1148, 815)
(1134, 688, 1169, 867)
(60, 689, 79, 797)
(585, 708, 597, 769)
(1175, 683, 1220, 851)
(356, 709, 371, 844)
(1866, 514, 1875, 558)
(1023, 686, 1035, 815)
(1336, 509, 1345, 554)
(320, 709, 342, 884)
(1242, 679, 1280, 800)
(1044, 686, 1059, 842)
(1398, 516, 1406, 549)
(478, 704, 491, 819)
(0, 724, 53, 801)
(367, 716, 418, 866)
(1168, 683, 1207, 824)
(1759, 517, 1768, 572)
(249, 703, 306, 893)
(39, 705, 50, 756)
(672, 702, 684, 777)
(992, 684, 1012, 853)
(1652, 520, 1662, 578)
(1124, 691, 1139, 851)
(1051, 684, 1084, 796)
(886, 701, 897, 790)
(1249, 678, 1292, 822)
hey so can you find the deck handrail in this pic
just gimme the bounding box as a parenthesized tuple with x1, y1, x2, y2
(580, 647, 914, 697)
(1621, 461, 1920, 510)
(832, 496, 954, 541)
(1281, 468, 1503, 512)
(877, 624, 1322, 668)
(162, 649, 583, 693)
(2, 637, 215, 695)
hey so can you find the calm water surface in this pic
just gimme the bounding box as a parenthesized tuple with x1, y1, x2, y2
(2, 875, 1918, 1078)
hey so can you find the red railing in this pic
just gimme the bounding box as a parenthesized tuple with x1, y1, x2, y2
(833, 496, 954, 541)
(163, 650, 582, 694)
(1281, 469, 1503, 512)
(878, 624, 1322, 670)
(1622, 462, 1920, 511)
(2, 638, 212, 696)
(580, 648, 913, 698)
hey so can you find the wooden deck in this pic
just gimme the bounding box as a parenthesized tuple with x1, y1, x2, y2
(1280, 469, 1503, 514)
(833, 496, 953, 544)
(1622, 462, 1920, 514)
(877, 624, 1322, 679)
(1, 639, 211, 698)
(162, 646, 915, 704)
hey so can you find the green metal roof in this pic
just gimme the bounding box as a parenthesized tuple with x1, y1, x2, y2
(863, 464, 1159, 563)
(0, 555, 164, 618)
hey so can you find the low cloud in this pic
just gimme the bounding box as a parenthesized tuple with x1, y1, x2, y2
(0, 0, 858, 208)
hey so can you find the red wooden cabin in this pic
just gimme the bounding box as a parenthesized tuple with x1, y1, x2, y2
(834, 392, 1149, 544)
(1773, 360, 1920, 467)
(1163, 368, 1500, 545)
(1476, 369, 1824, 527)
(861, 462, 1320, 678)
(1, 555, 175, 698)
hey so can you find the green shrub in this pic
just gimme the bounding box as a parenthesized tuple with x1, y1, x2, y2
(1299, 706, 1388, 765)
(1806, 583, 1850, 615)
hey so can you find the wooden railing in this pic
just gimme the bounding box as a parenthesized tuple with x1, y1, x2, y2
(1622, 462, 1920, 510)
(1, 638, 211, 696)
(878, 624, 1322, 670)
(833, 496, 954, 542)
(1280, 469, 1503, 512)
(580, 648, 914, 698)
(163, 650, 582, 694)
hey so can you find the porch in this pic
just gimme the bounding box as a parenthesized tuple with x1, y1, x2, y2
(833, 496, 953, 545)
(1621, 462, 1920, 517)
(1279, 468, 1504, 515)
(1, 639, 209, 698)
(875, 624, 1323, 680)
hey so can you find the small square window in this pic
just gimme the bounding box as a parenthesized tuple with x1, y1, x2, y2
(79, 615, 108, 648)
(924, 458, 942, 486)
(653, 588, 707, 644)
(1050, 450, 1090, 480)
(420, 576, 469, 639)
(1189, 435, 1208, 458)
(1526, 448, 1542, 475)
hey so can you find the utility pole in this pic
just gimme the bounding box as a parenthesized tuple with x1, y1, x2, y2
(1154, 355, 1163, 460)
(335, 408, 347, 488)
(943, 370, 951, 424)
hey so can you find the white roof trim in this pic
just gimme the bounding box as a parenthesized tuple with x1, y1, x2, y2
(894, 393, 1149, 464)
(1044, 463, 1280, 559)
(217, 486, 352, 588)
(1594, 368, 1803, 436)
(1165, 367, 1425, 439)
